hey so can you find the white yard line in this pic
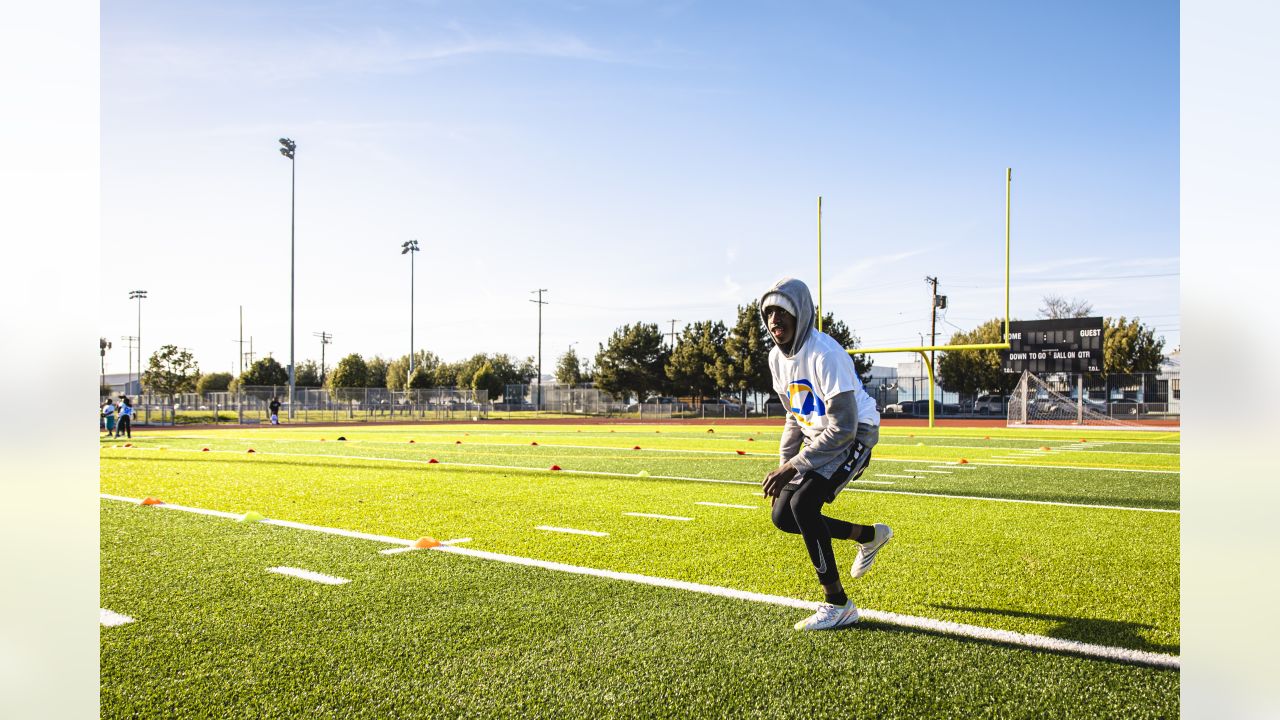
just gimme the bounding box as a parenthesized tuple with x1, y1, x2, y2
(873, 474, 918, 479)
(855, 480, 895, 485)
(842, 487, 1178, 514)
(903, 469, 953, 474)
(694, 502, 757, 510)
(100, 608, 135, 627)
(98, 494, 1176, 669)
(104, 445, 1179, 475)
(266, 566, 350, 585)
(930, 465, 977, 470)
(535, 525, 609, 537)
(623, 512, 694, 521)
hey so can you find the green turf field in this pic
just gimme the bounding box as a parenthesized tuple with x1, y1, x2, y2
(100, 423, 1179, 718)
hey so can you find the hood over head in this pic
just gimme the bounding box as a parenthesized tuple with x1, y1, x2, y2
(760, 277, 816, 359)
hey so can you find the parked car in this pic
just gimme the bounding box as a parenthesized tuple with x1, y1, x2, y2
(973, 394, 1007, 415)
(641, 396, 691, 411)
(702, 398, 742, 413)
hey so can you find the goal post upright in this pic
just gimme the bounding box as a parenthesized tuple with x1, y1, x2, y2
(847, 168, 1014, 427)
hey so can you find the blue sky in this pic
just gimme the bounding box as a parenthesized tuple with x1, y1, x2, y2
(100, 0, 1178, 377)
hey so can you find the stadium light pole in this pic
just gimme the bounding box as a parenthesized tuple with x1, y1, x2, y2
(402, 240, 420, 384)
(129, 290, 147, 394)
(279, 137, 297, 418)
(99, 337, 112, 393)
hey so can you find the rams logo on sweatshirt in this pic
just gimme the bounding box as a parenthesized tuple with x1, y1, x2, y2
(787, 379, 826, 426)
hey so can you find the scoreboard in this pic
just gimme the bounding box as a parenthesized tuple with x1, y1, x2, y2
(1001, 317, 1104, 374)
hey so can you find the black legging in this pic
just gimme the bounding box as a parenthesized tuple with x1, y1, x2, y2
(116, 415, 132, 438)
(772, 473, 854, 585)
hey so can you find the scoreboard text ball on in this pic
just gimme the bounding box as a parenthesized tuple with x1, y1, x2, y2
(1001, 317, 1104, 374)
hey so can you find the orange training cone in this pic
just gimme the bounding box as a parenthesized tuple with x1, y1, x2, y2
(736, 450, 746, 455)
(531, 442, 538, 446)
(1040, 446, 1051, 451)
(414, 537, 441, 549)
(140, 497, 163, 506)
(633, 446, 641, 450)
(455, 440, 462, 444)
(550, 465, 562, 471)
(202, 447, 210, 452)
(707, 428, 715, 433)
(428, 458, 439, 464)
(409, 439, 415, 443)
(247, 448, 256, 453)
(748, 437, 754, 442)
(959, 458, 969, 464)
(124, 443, 133, 448)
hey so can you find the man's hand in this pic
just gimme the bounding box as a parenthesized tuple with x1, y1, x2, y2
(763, 463, 798, 498)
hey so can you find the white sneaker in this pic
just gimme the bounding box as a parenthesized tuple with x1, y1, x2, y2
(851, 523, 893, 579)
(793, 600, 859, 631)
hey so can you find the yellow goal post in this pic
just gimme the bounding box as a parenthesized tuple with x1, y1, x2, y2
(839, 168, 1013, 427)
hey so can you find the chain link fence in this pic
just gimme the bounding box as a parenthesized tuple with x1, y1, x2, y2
(102, 370, 1177, 425)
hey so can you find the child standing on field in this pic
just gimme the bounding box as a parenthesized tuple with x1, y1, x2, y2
(115, 396, 134, 438)
(102, 399, 117, 436)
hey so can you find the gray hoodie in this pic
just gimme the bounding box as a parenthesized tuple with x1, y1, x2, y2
(760, 277, 874, 479)
(759, 277, 816, 359)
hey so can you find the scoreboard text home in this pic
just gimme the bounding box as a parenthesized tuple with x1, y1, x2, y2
(1001, 317, 1104, 374)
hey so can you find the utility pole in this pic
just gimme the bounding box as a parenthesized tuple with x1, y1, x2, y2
(925, 276, 939, 377)
(667, 319, 679, 349)
(530, 289, 548, 411)
(244, 337, 256, 368)
(313, 331, 333, 384)
(120, 336, 138, 394)
(238, 306, 245, 377)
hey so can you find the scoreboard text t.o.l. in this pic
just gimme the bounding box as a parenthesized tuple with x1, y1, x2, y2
(1001, 317, 1104, 374)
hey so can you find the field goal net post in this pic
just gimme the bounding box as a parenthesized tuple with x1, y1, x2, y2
(1007, 370, 1155, 429)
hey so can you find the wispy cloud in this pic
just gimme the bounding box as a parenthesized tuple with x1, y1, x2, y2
(107, 26, 620, 85)
(824, 248, 928, 292)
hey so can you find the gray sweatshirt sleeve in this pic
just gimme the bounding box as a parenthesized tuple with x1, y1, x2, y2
(779, 409, 804, 465)
(788, 390, 858, 475)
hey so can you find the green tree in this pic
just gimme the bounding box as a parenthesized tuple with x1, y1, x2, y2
(141, 345, 200, 399)
(366, 356, 389, 390)
(517, 356, 538, 384)
(407, 365, 434, 389)
(195, 372, 233, 395)
(328, 353, 369, 399)
(593, 323, 669, 403)
(1104, 317, 1165, 372)
(715, 300, 773, 407)
(433, 361, 460, 388)
(387, 351, 440, 390)
(817, 312, 872, 380)
(239, 356, 288, 387)
(936, 318, 1020, 396)
(471, 361, 503, 401)
(295, 360, 322, 387)
(665, 320, 727, 401)
(555, 348, 584, 385)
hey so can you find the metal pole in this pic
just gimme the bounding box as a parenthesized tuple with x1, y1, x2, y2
(289, 151, 296, 419)
(136, 297, 142, 395)
(817, 195, 823, 331)
(410, 247, 415, 381)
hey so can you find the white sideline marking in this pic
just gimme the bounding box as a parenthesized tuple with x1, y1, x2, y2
(904, 469, 952, 474)
(379, 538, 471, 555)
(695, 502, 757, 510)
(99, 494, 1178, 669)
(874, 474, 917, 479)
(536, 525, 609, 537)
(266, 566, 350, 585)
(842, 487, 1178, 514)
(379, 546, 417, 555)
(856, 480, 895, 485)
(102, 452, 1176, 510)
(872, 457, 1179, 474)
(623, 512, 694, 521)
(100, 608, 135, 627)
(106, 445, 1178, 477)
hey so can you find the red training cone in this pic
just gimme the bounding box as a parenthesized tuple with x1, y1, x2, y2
(247, 448, 256, 453)
(428, 458, 439, 464)
(140, 497, 163, 506)
(549, 465, 562, 471)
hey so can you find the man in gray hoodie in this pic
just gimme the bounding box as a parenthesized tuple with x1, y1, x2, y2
(760, 277, 892, 631)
